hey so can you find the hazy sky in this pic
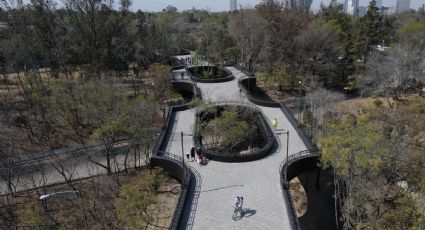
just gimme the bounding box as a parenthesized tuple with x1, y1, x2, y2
(130, 0, 423, 12)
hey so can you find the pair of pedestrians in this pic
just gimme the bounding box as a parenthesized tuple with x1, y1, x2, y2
(186, 146, 196, 161)
(186, 146, 205, 165)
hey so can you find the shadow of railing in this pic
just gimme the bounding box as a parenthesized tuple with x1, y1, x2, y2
(178, 166, 202, 230)
(279, 149, 320, 230)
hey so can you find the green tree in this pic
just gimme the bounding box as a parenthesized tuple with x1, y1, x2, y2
(200, 109, 255, 152)
(320, 3, 357, 82)
(294, 19, 342, 87)
(319, 114, 390, 229)
(196, 14, 234, 65)
(115, 168, 165, 229)
(355, 0, 386, 64)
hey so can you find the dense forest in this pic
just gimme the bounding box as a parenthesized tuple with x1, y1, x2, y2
(0, 0, 424, 229)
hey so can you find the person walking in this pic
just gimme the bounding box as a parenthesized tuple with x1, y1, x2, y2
(272, 118, 278, 131)
(196, 146, 203, 165)
(190, 146, 196, 161)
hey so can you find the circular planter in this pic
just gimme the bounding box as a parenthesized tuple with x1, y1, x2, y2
(193, 103, 274, 162)
(187, 65, 234, 83)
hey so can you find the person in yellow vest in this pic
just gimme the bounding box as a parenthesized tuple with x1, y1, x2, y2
(272, 118, 278, 131)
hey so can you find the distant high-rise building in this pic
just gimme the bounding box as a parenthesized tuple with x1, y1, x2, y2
(358, 6, 367, 16)
(396, 0, 410, 13)
(344, 0, 359, 16)
(17, 0, 23, 8)
(303, 0, 313, 10)
(230, 0, 237, 11)
(376, 0, 382, 9)
(291, 0, 313, 10)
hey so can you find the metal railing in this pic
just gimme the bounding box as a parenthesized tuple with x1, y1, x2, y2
(279, 149, 320, 230)
(280, 149, 320, 189)
(153, 152, 191, 230)
(195, 100, 262, 114)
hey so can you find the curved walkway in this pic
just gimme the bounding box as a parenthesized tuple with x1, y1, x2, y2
(168, 64, 308, 229)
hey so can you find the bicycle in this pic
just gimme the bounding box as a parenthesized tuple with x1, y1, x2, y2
(232, 207, 243, 221)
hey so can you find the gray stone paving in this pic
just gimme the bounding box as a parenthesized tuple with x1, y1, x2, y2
(166, 64, 308, 229)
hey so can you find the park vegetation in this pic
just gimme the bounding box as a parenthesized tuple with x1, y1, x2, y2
(0, 167, 180, 229)
(197, 105, 265, 154)
(0, 0, 424, 229)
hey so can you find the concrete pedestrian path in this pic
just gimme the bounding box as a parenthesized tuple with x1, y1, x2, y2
(166, 65, 308, 229)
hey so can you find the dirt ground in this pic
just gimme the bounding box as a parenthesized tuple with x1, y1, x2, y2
(289, 177, 308, 217)
(256, 78, 298, 101)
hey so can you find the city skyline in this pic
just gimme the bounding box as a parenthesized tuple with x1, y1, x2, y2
(129, 0, 422, 12)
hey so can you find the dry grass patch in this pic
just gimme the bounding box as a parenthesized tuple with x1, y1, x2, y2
(289, 177, 308, 217)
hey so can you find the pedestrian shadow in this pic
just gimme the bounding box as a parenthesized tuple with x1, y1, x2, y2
(233, 208, 256, 221)
(242, 208, 256, 218)
(275, 128, 287, 135)
(178, 166, 202, 230)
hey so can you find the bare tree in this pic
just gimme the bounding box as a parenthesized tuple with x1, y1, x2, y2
(229, 9, 268, 71)
(294, 20, 342, 87)
(305, 88, 345, 140)
(359, 44, 424, 109)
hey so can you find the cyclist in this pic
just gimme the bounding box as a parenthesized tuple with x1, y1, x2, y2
(233, 196, 241, 210)
(239, 197, 244, 210)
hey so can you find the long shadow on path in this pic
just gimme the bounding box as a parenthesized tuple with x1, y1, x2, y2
(178, 166, 202, 230)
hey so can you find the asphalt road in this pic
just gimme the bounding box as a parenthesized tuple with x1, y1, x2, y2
(0, 142, 146, 194)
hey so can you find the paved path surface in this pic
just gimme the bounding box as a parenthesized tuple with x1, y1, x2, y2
(166, 64, 308, 229)
(0, 143, 145, 194)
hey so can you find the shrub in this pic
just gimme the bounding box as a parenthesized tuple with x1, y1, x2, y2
(374, 99, 383, 107)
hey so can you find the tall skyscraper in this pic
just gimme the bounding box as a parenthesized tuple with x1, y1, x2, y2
(230, 0, 237, 11)
(376, 0, 382, 9)
(291, 0, 313, 10)
(302, 0, 313, 10)
(344, 0, 359, 16)
(396, 0, 411, 13)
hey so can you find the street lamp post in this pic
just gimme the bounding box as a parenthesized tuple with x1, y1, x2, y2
(280, 130, 290, 189)
(39, 191, 89, 229)
(180, 131, 193, 166)
(181, 131, 184, 165)
(283, 130, 289, 161)
(298, 81, 302, 124)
